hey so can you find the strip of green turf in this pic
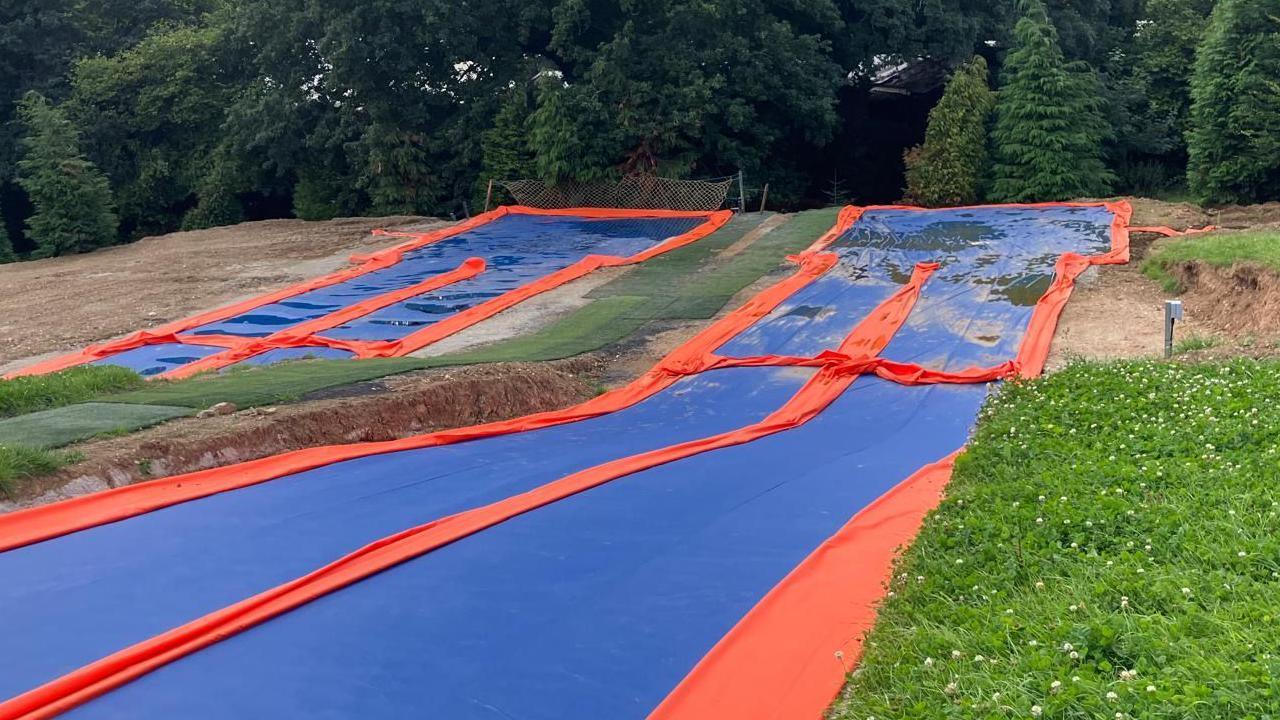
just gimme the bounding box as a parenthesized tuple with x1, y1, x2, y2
(0, 402, 193, 449)
(1143, 229, 1280, 291)
(829, 359, 1280, 719)
(0, 366, 143, 418)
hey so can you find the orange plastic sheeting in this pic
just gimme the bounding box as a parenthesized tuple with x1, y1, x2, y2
(157, 259, 486, 379)
(650, 200, 1133, 720)
(3, 210, 511, 379)
(0, 253, 837, 555)
(1129, 224, 1215, 236)
(5, 207, 730, 380)
(648, 452, 959, 720)
(0, 246, 934, 720)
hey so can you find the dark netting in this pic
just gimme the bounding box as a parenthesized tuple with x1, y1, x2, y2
(498, 175, 733, 211)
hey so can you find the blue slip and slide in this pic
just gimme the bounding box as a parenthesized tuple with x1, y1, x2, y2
(0, 204, 1119, 719)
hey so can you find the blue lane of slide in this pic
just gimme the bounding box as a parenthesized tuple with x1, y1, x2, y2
(717, 205, 1112, 360)
(89, 342, 226, 377)
(88, 214, 702, 376)
(191, 215, 702, 341)
(62, 379, 988, 720)
(0, 366, 810, 700)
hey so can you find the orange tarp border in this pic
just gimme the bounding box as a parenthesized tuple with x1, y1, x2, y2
(648, 199, 1133, 720)
(0, 201, 1131, 720)
(4, 207, 731, 380)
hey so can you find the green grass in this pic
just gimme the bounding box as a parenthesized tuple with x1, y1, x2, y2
(1143, 230, 1280, 292)
(0, 402, 192, 449)
(0, 445, 81, 497)
(0, 366, 143, 418)
(831, 359, 1280, 720)
(1173, 334, 1219, 355)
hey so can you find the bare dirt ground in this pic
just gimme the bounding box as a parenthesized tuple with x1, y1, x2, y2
(0, 215, 441, 371)
(1047, 197, 1280, 369)
(2, 359, 600, 511)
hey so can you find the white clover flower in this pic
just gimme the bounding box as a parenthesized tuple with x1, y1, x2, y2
(924, 657, 935, 667)
(1031, 705, 1043, 717)
(1106, 691, 1118, 701)
(952, 650, 962, 659)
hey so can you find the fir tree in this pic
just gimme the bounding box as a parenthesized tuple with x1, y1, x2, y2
(990, 0, 1115, 202)
(15, 92, 117, 257)
(903, 55, 996, 207)
(1186, 0, 1280, 204)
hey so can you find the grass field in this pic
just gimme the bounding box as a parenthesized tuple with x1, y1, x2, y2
(0, 366, 143, 418)
(831, 359, 1280, 719)
(1143, 230, 1280, 292)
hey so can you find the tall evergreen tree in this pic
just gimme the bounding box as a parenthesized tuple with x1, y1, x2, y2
(1186, 0, 1280, 204)
(990, 0, 1114, 202)
(15, 92, 117, 257)
(903, 56, 996, 207)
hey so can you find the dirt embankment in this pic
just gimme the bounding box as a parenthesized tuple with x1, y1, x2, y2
(1048, 198, 1280, 369)
(3, 359, 602, 512)
(0, 215, 441, 371)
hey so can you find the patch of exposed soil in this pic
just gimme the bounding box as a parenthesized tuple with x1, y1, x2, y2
(1167, 262, 1280, 337)
(3, 359, 601, 512)
(0, 215, 442, 370)
(1049, 198, 1280, 369)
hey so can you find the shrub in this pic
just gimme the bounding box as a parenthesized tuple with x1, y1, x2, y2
(902, 56, 996, 207)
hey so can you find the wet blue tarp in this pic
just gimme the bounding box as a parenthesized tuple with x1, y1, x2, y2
(3, 206, 1120, 718)
(90, 214, 702, 376)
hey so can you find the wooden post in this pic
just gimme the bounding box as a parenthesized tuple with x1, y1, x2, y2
(758, 183, 770, 213)
(483, 179, 494, 212)
(737, 170, 746, 214)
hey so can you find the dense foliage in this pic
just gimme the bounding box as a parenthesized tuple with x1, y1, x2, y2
(0, 0, 1271, 263)
(990, 0, 1114, 201)
(903, 56, 996, 206)
(831, 359, 1280, 718)
(1186, 0, 1280, 204)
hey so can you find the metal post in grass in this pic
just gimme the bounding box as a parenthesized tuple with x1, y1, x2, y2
(737, 170, 746, 214)
(1164, 299, 1183, 358)
(759, 183, 769, 213)
(484, 179, 494, 212)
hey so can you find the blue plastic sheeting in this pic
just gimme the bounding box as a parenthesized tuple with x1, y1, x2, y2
(717, 205, 1112, 361)
(7, 205, 1122, 718)
(0, 366, 811, 701)
(91, 342, 225, 377)
(190, 215, 702, 342)
(62, 380, 988, 720)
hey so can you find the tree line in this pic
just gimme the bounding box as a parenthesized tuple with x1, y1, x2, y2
(0, 0, 1274, 263)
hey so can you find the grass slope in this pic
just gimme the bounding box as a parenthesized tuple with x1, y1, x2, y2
(831, 359, 1280, 719)
(0, 366, 143, 418)
(1143, 230, 1280, 291)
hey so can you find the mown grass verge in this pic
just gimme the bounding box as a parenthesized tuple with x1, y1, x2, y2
(1143, 230, 1280, 292)
(0, 445, 80, 498)
(0, 366, 143, 418)
(831, 359, 1280, 719)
